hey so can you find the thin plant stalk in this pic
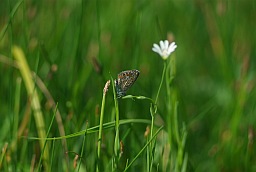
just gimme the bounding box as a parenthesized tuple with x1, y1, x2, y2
(97, 87, 106, 158)
(97, 80, 109, 172)
(111, 77, 120, 169)
(146, 136, 150, 172)
(11, 77, 21, 153)
(152, 62, 167, 139)
(50, 139, 56, 172)
(124, 126, 164, 172)
(149, 104, 155, 172)
(0, 0, 23, 40)
(78, 124, 88, 172)
(165, 57, 174, 152)
(12, 46, 49, 171)
(27, 118, 151, 141)
(37, 103, 58, 172)
(155, 62, 167, 105)
(147, 62, 166, 171)
(0, 143, 8, 169)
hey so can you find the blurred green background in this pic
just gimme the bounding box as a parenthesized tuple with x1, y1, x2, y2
(1, 0, 256, 171)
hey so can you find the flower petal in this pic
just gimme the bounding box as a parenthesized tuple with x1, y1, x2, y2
(153, 43, 160, 50)
(152, 40, 177, 60)
(164, 40, 169, 50)
(167, 42, 177, 54)
(160, 40, 165, 50)
(152, 44, 161, 54)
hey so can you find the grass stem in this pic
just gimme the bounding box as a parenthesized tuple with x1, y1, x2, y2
(96, 81, 109, 172)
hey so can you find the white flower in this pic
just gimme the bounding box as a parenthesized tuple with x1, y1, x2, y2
(152, 40, 177, 60)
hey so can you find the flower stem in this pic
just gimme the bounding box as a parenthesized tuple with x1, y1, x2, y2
(155, 62, 167, 105)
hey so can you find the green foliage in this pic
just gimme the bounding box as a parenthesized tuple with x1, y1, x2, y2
(1, 0, 256, 171)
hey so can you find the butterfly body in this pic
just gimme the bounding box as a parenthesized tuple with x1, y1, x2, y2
(115, 69, 140, 98)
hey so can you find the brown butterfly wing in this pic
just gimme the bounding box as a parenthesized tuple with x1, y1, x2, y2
(117, 70, 140, 92)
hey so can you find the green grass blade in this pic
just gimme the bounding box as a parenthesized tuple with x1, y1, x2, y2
(12, 46, 49, 171)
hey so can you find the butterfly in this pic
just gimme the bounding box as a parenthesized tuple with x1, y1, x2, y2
(115, 69, 140, 98)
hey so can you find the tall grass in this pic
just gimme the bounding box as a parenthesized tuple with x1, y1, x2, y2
(1, 0, 256, 171)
